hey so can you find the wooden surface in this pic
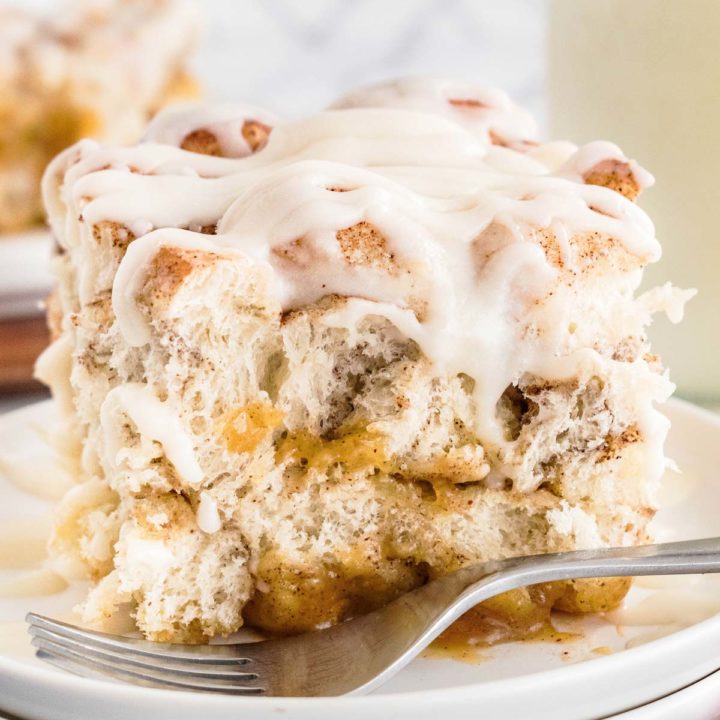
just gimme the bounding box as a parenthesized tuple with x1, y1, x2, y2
(0, 314, 49, 393)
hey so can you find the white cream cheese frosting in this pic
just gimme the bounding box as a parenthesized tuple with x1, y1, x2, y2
(100, 384, 203, 488)
(43, 77, 690, 490)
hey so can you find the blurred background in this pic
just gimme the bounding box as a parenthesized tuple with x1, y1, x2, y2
(0, 0, 716, 412)
(10, 0, 548, 119)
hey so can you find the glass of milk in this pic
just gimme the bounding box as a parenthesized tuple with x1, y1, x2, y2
(549, 0, 720, 403)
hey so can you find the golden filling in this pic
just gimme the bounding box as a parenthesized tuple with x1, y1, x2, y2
(223, 403, 285, 454)
(243, 552, 427, 635)
(217, 403, 632, 644)
(430, 577, 630, 659)
(276, 422, 391, 474)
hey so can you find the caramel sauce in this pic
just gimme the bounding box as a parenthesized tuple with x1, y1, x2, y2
(224, 403, 391, 476)
(275, 422, 391, 474)
(427, 584, 576, 662)
(427, 577, 631, 661)
(223, 402, 284, 454)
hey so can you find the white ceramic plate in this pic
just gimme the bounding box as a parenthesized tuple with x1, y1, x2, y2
(0, 230, 54, 318)
(1, 398, 720, 720)
(614, 668, 720, 720)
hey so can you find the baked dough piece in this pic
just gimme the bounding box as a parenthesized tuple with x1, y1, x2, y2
(38, 77, 692, 642)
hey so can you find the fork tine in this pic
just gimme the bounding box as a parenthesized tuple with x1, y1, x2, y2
(29, 629, 261, 682)
(26, 613, 254, 665)
(33, 638, 265, 695)
(36, 649, 162, 689)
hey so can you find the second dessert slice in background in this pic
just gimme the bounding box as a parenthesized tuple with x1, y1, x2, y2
(0, 0, 201, 234)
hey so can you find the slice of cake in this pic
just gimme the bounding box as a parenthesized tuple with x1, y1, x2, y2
(37, 77, 693, 642)
(0, 0, 201, 234)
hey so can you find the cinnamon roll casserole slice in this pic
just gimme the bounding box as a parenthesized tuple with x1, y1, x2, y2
(37, 77, 693, 642)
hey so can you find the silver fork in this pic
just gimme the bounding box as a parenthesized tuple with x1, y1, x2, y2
(27, 537, 720, 697)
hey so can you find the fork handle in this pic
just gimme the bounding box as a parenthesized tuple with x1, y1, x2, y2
(479, 535, 720, 589)
(412, 536, 720, 644)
